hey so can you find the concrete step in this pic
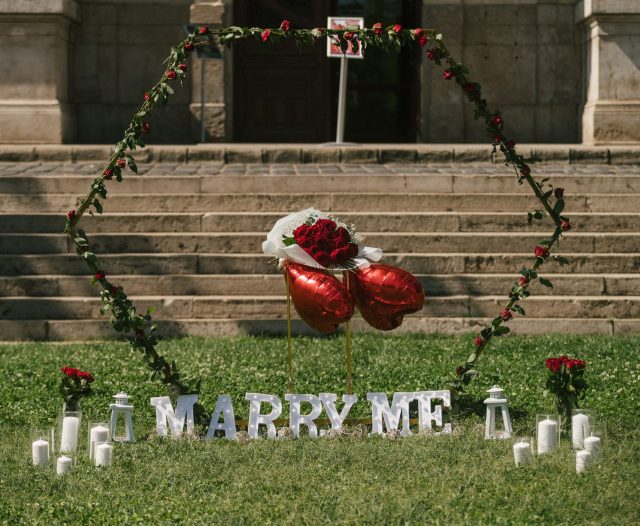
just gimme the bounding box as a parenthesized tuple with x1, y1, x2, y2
(3, 273, 636, 298)
(1, 143, 638, 165)
(2, 232, 639, 255)
(0, 193, 638, 213)
(4, 316, 638, 341)
(1, 253, 637, 276)
(2, 212, 639, 234)
(2, 173, 640, 195)
(2, 294, 639, 320)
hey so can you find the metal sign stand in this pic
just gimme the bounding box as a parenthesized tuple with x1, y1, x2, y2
(321, 16, 364, 147)
(335, 56, 348, 145)
(200, 60, 206, 143)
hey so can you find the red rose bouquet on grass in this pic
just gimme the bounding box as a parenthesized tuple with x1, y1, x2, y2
(60, 367, 95, 411)
(544, 355, 587, 429)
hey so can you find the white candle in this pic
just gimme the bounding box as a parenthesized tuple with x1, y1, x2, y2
(32, 439, 50, 466)
(60, 416, 80, 453)
(576, 449, 593, 473)
(513, 441, 532, 466)
(95, 443, 113, 466)
(572, 413, 590, 449)
(584, 435, 602, 462)
(89, 426, 110, 461)
(56, 455, 73, 475)
(537, 418, 558, 454)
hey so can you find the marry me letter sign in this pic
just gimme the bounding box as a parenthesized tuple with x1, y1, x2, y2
(150, 390, 451, 439)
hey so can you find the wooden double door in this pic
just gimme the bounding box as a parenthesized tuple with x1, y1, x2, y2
(233, 0, 420, 143)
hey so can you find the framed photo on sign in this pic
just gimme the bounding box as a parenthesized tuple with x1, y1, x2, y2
(326, 17, 364, 59)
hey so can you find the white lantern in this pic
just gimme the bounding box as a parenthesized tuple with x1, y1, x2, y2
(484, 385, 512, 439)
(110, 392, 135, 442)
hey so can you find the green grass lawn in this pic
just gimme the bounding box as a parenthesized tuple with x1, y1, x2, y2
(0, 334, 638, 525)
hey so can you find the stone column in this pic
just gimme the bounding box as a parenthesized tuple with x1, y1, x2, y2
(189, 0, 230, 142)
(578, 0, 640, 144)
(0, 0, 78, 143)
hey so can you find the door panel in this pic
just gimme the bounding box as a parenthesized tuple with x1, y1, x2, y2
(234, 1, 332, 142)
(233, 0, 420, 143)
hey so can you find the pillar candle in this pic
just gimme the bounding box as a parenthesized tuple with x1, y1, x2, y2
(576, 449, 592, 473)
(584, 435, 602, 461)
(56, 455, 73, 475)
(32, 439, 50, 466)
(537, 418, 558, 454)
(60, 416, 80, 453)
(95, 443, 113, 466)
(571, 413, 590, 449)
(513, 441, 532, 466)
(89, 426, 110, 461)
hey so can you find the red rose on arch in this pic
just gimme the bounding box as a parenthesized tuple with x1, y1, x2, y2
(280, 20, 290, 31)
(373, 22, 383, 36)
(535, 245, 549, 258)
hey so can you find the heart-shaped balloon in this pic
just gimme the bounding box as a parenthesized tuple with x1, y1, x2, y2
(347, 263, 425, 331)
(283, 261, 354, 334)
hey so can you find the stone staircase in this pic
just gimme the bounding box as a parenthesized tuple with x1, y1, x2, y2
(0, 160, 639, 340)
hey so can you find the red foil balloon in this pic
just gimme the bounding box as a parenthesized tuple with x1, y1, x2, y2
(283, 261, 354, 334)
(347, 263, 425, 331)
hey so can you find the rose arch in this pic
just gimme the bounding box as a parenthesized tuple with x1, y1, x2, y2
(62, 23, 572, 416)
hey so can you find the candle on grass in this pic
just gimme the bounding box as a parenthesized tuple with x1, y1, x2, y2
(56, 456, 73, 475)
(32, 439, 50, 466)
(572, 413, 590, 449)
(89, 425, 110, 461)
(60, 416, 80, 453)
(576, 449, 592, 473)
(584, 434, 602, 462)
(513, 440, 532, 466)
(95, 443, 113, 466)
(537, 418, 558, 454)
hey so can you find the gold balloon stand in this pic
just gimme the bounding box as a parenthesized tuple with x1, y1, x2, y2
(284, 268, 353, 395)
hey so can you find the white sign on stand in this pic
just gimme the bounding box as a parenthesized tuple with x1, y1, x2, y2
(326, 17, 364, 145)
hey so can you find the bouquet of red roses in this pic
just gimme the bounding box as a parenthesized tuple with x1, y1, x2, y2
(286, 218, 358, 267)
(263, 208, 381, 270)
(544, 355, 587, 427)
(262, 208, 424, 334)
(60, 366, 95, 411)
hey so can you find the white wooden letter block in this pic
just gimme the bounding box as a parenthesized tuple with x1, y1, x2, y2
(245, 393, 282, 439)
(150, 395, 199, 437)
(416, 390, 452, 434)
(319, 393, 358, 432)
(285, 394, 323, 438)
(205, 395, 237, 440)
(367, 392, 416, 436)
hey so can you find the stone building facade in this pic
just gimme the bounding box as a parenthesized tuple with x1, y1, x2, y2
(0, 0, 638, 145)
